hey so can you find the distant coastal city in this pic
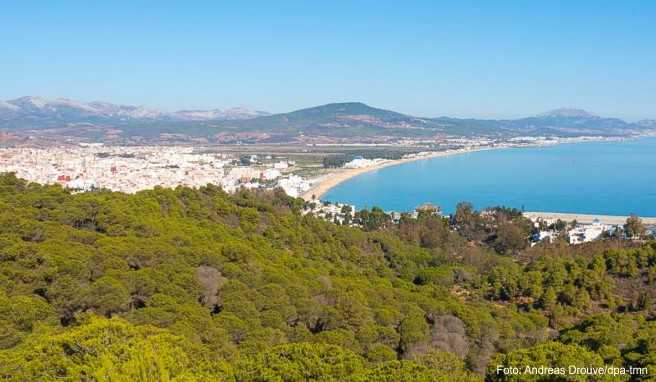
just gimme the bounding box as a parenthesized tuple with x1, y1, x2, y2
(2, 133, 654, 246)
(0, 135, 620, 197)
(0, 135, 628, 195)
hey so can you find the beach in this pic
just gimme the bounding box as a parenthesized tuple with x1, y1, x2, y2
(301, 147, 492, 201)
(300, 136, 628, 202)
(302, 136, 656, 221)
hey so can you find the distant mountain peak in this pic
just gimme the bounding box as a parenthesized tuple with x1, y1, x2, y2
(288, 102, 410, 118)
(539, 108, 598, 118)
(328, 101, 369, 107)
(299, 102, 371, 111)
(1, 96, 268, 122)
(8, 96, 49, 108)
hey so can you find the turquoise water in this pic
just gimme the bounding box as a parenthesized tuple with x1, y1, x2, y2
(323, 137, 656, 216)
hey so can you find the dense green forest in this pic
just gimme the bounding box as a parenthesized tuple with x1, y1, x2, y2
(0, 173, 654, 381)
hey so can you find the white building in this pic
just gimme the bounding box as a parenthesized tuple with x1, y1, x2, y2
(277, 175, 310, 198)
(568, 219, 610, 244)
(343, 158, 381, 169)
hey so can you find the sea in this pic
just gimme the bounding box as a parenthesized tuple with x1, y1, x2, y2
(322, 137, 656, 216)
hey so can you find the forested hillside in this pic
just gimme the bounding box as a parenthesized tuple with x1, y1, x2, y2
(0, 173, 655, 381)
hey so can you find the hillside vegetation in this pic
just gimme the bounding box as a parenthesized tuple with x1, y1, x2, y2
(0, 173, 655, 381)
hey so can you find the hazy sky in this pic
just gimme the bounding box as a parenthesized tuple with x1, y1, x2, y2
(2, 1, 655, 119)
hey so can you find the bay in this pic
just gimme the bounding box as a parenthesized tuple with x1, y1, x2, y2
(323, 137, 656, 216)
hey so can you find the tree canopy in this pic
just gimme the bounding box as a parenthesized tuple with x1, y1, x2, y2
(0, 173, 655, 380)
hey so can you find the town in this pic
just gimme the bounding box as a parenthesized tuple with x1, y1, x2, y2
(0, 144, 312, 197)
(1, 142, 653, 247)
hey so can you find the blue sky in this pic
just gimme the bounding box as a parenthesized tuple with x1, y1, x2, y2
(2, 1, 654, 119)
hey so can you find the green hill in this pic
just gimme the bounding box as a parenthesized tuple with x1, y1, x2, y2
(0, 173, 655, 380)
(211, 102, 440, 140)
(213, 104, 652, 141)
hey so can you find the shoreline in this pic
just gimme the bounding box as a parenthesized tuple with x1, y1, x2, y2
(300, 135, 656, 223)
(301, 146, 497, 201)
(300, 135, 614, 202)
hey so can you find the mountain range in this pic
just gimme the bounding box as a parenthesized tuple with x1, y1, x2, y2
(1, 96, 654, 144)
(207, 103, 655, 142)
(0, 96, 270, 125)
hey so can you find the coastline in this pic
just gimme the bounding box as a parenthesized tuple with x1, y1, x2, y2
(301, 146, 499, 201)
(300, 135, 610, 201)
(300, 135, 656, 222)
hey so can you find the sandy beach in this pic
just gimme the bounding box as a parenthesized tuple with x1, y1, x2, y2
(524, 211, 656, 225)
(301, 147, 493, 201)
(300, 136, 621, 202)
(301, 136, 656, 226)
